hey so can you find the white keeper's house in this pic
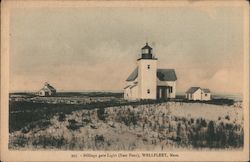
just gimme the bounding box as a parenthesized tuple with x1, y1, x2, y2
(124, 43, 177, 100)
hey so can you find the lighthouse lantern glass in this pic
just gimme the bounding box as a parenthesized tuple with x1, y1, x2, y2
(142, 49, 149, 54)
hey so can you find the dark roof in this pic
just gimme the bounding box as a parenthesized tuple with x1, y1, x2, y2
(202, 88, 211, 93)
(126, 67, 138, 81)
(130, 84, 138, 89)
(47, 84, 56, 91)
(124, 85, 130, 89)
(40, 83, 56, 92)
(186, 87, 200, 94)
(141, 43, 152, 50)
(186, 87, 211, 94)
(126, 67, 177, 82)
(157, 69, 177, 81)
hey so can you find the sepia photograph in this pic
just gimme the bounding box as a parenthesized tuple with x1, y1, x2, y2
(1, 0, 249, 161)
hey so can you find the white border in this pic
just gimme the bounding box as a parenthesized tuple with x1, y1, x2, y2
(1, 0, 249, 161)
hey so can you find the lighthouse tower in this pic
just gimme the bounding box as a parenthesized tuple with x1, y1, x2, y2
(137, 43, 157, 99)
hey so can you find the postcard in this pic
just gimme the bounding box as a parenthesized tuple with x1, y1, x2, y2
(1, 0, 249, 161)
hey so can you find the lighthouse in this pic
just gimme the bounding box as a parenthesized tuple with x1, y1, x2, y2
(137, 43, 158, 99)
(124, 43, 177, 100)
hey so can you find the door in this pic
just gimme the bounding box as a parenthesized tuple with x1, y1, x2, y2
(157, 86, 168, 100)
(44, 91, 49, 96)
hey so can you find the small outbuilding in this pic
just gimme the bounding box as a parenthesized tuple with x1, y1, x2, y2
(185, 87, 211, 101)
(38, 82, 56, 96)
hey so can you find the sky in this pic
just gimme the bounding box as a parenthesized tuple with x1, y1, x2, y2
(10, 6, 245, 93)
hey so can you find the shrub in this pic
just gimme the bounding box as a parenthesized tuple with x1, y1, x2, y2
(207, 121, 216, 147)
(58, 113, 66, 122)
(21, 126, 30, 133)
(95, 135, 104, 142)
(177, 123, 182, 137)
(67, 119, 80, 131)
(190, 118, 194, 124)
(83, 118, 91, 124)
(12, 135, 28, 147)
(97, 108, 105, 121)
(196, 118, 201, 125)
(200, 118, 207, 127)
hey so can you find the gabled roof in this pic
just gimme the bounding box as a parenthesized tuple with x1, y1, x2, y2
(157, 69, 177, 81)
(40, 83, 56, 92)
(201, 88, 211, 93)
(126, 67, 177, 82)
(47, 84, 56, 91)
(186, 87, 211, 94)
(124, 85, 130, 89)
(40, 88, 52, 92)
(130, 84, 138, 89)
(186, 87, 200, 94)
(126, 67, 138, 81)
(141, 43, 152, 50)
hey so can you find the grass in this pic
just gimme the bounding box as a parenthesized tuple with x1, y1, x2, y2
(9, 92, 237, 133)
(177, 98, 235, 106)
(9, 103, 243, 150)
(10, 92, 124, 98)
(9, 97, 167, 132)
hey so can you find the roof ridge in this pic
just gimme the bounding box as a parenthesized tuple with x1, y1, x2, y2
(126, 67, 177, 82)
(186, 87, 211, 94)
(157, 68, 175, 70)
(126, 67, 138, 81)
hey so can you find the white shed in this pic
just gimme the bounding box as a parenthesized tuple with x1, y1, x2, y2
(37, 82, 56, 97)
(185, 87, 211, 101)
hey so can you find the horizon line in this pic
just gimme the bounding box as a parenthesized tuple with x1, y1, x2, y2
(9, 90, 243, 95)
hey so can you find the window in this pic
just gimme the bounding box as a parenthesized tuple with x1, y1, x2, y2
(142, 49, 149, 54)
(205, 93, 207, 96)
(147, 89, 150, 94)
(147, 65, 150, 69)
(169, 87, 173, 93)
